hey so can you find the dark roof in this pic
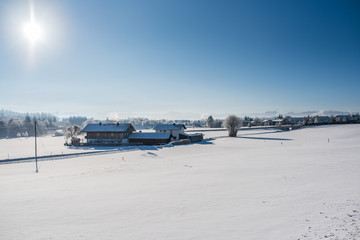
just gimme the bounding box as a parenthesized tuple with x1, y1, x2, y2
(81, 123, 135, 133)
(317, 116, 330, 119)
(153, 124, 186, 130)
(290, 117, 304, 121)
(128, 132, 171, 139)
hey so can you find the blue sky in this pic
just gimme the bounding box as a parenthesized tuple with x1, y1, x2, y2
(0, 0, 359, 119)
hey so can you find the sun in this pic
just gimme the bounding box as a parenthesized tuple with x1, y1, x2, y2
(23, 20, 43, 43)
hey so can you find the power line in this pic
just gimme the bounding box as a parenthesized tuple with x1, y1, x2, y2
(34, 120, 38, 173)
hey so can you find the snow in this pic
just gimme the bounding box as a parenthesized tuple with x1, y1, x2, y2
(0, 124, 359, 239)
(0, 136, 102, 159)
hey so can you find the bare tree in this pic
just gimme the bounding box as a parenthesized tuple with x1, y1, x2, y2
(64, 125, 82, 143)
(223, 115, 241, 137)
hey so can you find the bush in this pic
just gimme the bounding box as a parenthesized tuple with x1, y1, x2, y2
(223, 115, 241, 137)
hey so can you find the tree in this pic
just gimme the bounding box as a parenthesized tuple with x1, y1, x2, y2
(283, 116, 291, 125)
(253, 117, 261, 126)
(23, 115, 34, 136)
(8, 119, 22, 138)
(64, 125, 82, 143)
(0, 120, 7, 138)
(212, 119, 223, 128)
(223, 115, 241, 137)
(206, 115, 214, 128)
(329, 115, 335, 124)
(69, 116, 87, 126)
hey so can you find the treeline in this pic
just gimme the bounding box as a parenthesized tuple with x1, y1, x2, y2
(204, 114, 360, 128)
(103, 117, 187, 128)
(206, 116, 223, 128)
(68, 116, 87, 126)
(0, 115, 57, 138)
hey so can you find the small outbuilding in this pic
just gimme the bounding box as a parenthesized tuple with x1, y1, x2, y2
(188, 133, 203, 143)
(128, 132, 171, 145)
(180, 133, 203, 143)
(153, 124, 186, 141)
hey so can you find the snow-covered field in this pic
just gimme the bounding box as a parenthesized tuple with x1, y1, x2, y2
(0, 124, 359, 239)
(0, 136, 101, 159)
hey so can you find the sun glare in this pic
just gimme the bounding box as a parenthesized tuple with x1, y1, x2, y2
(23, 21, 43, 43)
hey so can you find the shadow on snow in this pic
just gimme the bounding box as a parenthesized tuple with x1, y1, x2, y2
(237, 136, 292, 141)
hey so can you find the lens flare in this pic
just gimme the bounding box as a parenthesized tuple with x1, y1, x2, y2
(23, 21, 43, 43)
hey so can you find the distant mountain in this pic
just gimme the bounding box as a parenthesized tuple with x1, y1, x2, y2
(322, 110, 352, 116)
(284, 110, 351, 117)
(237, 110, 355, 118)
(250, 111, 281, 117)
(285, 111, 317, 117)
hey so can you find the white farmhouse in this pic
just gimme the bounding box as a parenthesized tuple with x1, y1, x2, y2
(153, 124, 186, 141)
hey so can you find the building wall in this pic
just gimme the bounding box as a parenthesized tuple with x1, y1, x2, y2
(189, 134, 203, 143)
(87, 132, 125, 139)
(155, 127, 185, 141)
(86, 132, 125, 144)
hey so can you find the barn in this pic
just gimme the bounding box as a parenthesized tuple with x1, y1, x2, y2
(128, 132, 171, 145)
(82, 122, 135, 145)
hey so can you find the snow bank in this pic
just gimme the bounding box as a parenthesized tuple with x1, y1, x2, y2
(0, 124, 359, 239)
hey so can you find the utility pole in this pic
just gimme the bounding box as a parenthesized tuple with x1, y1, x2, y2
(34, 120, 38, 173)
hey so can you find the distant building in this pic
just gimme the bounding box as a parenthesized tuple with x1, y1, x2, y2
(290, 117, 304, 125)
(272, 119, 284, 126)
(261, 119, 276, 126)
(242, 120, 250, 127)
(82, 122, 135, 145)
(153, 124, 186, 141)
(314, 116, 330, 124)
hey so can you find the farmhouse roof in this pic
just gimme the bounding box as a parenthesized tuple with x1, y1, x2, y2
(128, 132, 171, 139)
(81, 123, 135, 133)
(153, 124, 186, 130)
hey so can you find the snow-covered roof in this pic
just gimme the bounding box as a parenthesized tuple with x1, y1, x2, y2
(128, 132, 171, 139)
(81, 123, 135, 133)
(153, 124, 186, 130)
